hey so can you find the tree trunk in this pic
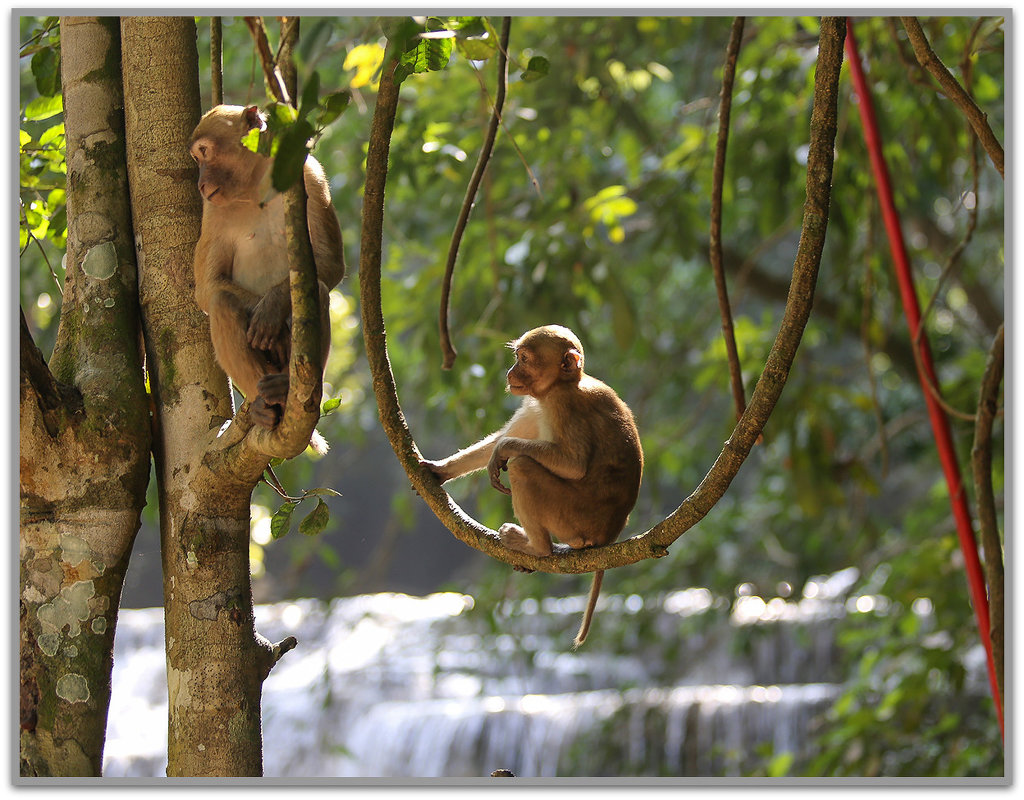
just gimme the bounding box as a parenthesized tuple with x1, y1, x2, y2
(121, 15, 286, 776)
(19, 16, 151, 776)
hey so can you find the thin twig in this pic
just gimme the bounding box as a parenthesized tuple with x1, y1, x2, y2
(909, 23, 984, 423)
(466, 39, 542, 197)
(211, 17, 223, 106)
(708, 17, 749, 425)
(439, 17, 511, 370)
(19, 199, 62, 295)
(900, 16, 1003, 178)
(971, 323, 1004, 700)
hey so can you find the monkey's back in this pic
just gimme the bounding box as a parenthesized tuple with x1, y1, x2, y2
(571, 375, 644, 500)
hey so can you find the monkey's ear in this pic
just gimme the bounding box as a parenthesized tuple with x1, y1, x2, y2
(561, 348, 583, 376)
(243, 105, 268, 133)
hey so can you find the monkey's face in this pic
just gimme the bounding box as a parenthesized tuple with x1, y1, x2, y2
(189, 105, 268, 206)
(507, 344, 572, 398)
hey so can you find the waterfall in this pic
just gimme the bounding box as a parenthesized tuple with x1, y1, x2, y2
(103, 577, 854, 778)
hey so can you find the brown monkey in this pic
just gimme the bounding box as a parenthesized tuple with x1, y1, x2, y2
(422, 325, 643, 647)
(189, 104, 345, 432)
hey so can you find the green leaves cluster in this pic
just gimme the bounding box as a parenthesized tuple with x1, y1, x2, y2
(20, 18, 67, 259)
(269, 487, 341, 540)
(253, 73, 352, 193)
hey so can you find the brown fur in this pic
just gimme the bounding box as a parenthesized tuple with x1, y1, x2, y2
(190, 105, 345, 432)
(423, 325, 643, 646)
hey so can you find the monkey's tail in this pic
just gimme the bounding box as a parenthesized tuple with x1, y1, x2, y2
(572, 569, 604, 649)
(310, 428, 329, 456)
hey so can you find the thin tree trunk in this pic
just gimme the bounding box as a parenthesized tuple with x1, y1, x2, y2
(19, 16, 151, 776)
(121, 15, 299, 776)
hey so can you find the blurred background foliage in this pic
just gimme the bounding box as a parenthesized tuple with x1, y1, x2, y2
(19, 15, 1003, 776)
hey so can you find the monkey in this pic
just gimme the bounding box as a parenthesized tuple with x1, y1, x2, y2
(189, 104, 345, 435)
(421, 325, 643, 647)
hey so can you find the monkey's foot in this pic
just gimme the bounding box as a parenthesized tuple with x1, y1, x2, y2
(250, 396, 282, 429)
(498, 523, 552, 558)
(257, 372, 289, 406)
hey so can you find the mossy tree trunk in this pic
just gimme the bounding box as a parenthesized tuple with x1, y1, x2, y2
(121, 16, 302, 776)
(19, 16, 151, 776)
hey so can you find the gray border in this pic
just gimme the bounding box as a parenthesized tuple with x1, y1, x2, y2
(10, 7, 1013, 789)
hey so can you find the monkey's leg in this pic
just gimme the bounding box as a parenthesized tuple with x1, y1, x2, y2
(254, 279, 332, 414)
(208, 292, 280, 428)
(502, 456, 565, 557)
(208, 291, 272, 398)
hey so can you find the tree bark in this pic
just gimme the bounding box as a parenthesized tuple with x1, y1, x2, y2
(121, 15, 300, 776)
(19, 16, 151, 776)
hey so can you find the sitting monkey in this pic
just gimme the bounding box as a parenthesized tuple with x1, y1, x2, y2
(189, 104, 345, 435)
(423, 325, 643, 646)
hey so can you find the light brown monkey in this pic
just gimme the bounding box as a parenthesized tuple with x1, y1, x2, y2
(422, 325, 643, 647)
(189, 104, 345, 431)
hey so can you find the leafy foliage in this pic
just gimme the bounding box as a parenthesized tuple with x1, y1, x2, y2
(18, 14, 1004, 777)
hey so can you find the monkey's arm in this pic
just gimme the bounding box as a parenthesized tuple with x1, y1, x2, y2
(247, 280, 291, 354)
(488, 436, 591, 493)
(194, 233, 262, 313)
(424, 401, 541, 482)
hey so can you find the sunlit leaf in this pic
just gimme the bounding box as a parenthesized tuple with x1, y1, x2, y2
(24, 94, 63, 122)
(270, 500, 298, 539)
(345, 43, 386, 88)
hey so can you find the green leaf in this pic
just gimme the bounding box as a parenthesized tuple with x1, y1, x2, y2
(31, 47, 60, 97)
(271, 119, 314, 192)
(24, 94, 63, 122)
(319, 91, 351, 126)
(306, 487, 342, 499)
(399, 34, 454, 77)
(270, 500, 299, 540)
(265, 102, 298, 131)
(322, 397, 342, 414)
(299, 498, 330, 537)
(240, 127, 260, 154)
(450, 16, 486, 36)
(768, 752, 794, 777)
(521, 55, 550, 82)
(39, 123, 64, 147)
(456, 36, 496, 61)
(300, 71, 321, 121)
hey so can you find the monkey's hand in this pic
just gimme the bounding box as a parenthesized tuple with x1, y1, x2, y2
(420, 459, 453, 483)
(247, 286, 291, 359)
(487, 446, 512, 495)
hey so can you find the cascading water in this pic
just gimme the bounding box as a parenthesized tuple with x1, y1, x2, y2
(102, 570, 867, 777)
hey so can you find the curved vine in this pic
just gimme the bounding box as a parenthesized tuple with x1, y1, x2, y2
(359, 18, 846, 576)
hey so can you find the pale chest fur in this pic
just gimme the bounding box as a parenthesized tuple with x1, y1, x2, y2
(522, 396, 555, 442)
(227, 194, 288, 295)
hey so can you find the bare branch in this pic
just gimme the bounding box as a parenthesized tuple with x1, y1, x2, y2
(244, 16, 290, 104)
(210, 17, 223, 106)
(972, 324, 1003, 699)
(709, 16, 749, 426)
(439, 17, 512, 370)
(900, 16, 1003, 178)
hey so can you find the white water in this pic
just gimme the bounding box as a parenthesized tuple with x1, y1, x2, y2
(103, 578, 852, 778)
